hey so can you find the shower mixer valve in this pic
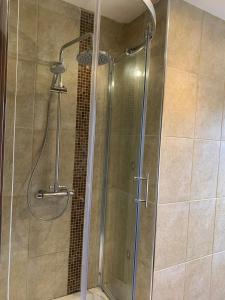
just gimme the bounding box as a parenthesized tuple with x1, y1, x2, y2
(35, 185, 74, 200)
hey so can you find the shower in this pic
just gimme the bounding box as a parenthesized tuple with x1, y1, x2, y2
(1, 0, 165, 299)
(27, 32, 112, 221)
(27, 28, 151, 221)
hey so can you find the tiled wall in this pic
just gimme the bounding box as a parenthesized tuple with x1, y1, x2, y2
(1, 1, 132, 298)
(153, 0, 225, 299)
(1, 0, 80, 299)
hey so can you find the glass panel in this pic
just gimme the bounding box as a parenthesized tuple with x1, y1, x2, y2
(2, 0, 99, 299)
(0, 0, 9, 299)
(0, 0, 168, 299)
(102, 49, 146, 300)
(135, 2, 169, 298)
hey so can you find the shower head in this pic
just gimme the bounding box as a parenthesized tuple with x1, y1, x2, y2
(76, 50, 111, 66)
(50, 62, 66, 74)
(50, 62, 67, 93)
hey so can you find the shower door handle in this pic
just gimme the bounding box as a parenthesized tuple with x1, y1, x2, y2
(134, 173, 149, 208)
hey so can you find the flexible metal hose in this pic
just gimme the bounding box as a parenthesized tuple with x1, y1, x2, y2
(27, 93, 70, 222)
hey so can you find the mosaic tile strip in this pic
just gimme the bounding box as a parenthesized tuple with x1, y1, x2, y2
(67, 9, 94, 294)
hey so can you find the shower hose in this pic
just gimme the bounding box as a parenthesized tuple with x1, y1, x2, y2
(27, 93, 70, 221)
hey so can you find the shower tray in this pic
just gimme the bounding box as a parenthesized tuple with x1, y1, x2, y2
(56, 288, 109, 300)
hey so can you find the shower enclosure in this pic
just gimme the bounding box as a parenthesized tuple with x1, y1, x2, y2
(0, 0, 167, 299)
(101, 35, 152, 300)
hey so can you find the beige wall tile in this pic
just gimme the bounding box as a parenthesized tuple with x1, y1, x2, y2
(88, 188, 101, 288)
(93, 133, 106, 190)
(213, 198, 225, 253)
(60, 129, 75, 187)
(143, 136, 160, 203)
(184, 256, 212, 300)
(28, 206, 71, 257)
(100, 16, 125, 57)
(138, 203, 156, 267)
(222, 115, 225, 141)
(53, 251, 69, 298)
(162, 67, 197, 138)
(153, 2, 225, 300)
(38, 0, 80, 19)
(191, 140, 220, 200)
(37, 2, 80, 62)
(136, 203, 157, 299)
(18, 0, 38, 60)
(96, 65, 109, 134)
(199, 13, 225, 80)
(168, 0, 203, 73)
(150, 0, 168, 60)
(155, 202, 189, 270)
(187, 199, 216, 260)
(0, 272, 7, 300)
(14, 128, 33, 196)
(16, 60, 36, 129)
(153, 264, 185, 300)
(146, 63, 164, 137)
(34, 96, 57, 130)
(0, 197, 11, 300)
(217, 142, 225, 198)
(12, 197, 29, 257)
(211, 252, 225, 300)
(195, 77, 224, 140)
(10, 255, 28, 300)
(2, 131, 14, 197)
(27, 252, 68, 300)
(6, 56, 17, 95)
(136, 260, 151, 300)
(35, 63, 52, 102)
(159, 137, 193, 203)
(7, 0, 18, 57)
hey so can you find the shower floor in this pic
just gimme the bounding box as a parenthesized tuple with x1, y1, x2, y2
(57, 288, 109, 300)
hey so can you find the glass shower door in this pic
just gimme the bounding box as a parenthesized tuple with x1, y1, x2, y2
(102, 39, 150, 300)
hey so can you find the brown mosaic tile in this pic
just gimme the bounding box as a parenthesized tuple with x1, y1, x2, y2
(67, 9, 94, 294)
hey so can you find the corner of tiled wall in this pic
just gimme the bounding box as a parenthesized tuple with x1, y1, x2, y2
(153, 0, 225, 299)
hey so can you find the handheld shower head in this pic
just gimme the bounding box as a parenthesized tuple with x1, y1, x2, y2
(50, 62, 66, 74)
(50, 62, 67, 93)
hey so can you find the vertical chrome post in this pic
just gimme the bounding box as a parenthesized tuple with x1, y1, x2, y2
(54, 90, 61, 191)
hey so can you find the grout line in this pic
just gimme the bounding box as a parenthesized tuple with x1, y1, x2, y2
(155, 250, 225, 274)
(159, 197, 219, 205)
(162, 135, 224, 142)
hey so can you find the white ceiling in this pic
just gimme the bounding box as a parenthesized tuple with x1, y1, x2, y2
(184, 0, 225, 21)
(63, 0, 149, 23)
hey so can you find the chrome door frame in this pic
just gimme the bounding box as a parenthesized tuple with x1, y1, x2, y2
(131, 26, 152, 300)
